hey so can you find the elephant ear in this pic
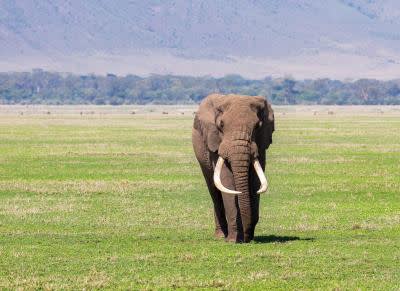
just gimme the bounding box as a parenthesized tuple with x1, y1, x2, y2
(257, 98, 275, 150)
(194, 94, 222, 152)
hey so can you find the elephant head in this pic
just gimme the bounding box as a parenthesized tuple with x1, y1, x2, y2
(194, 94, 274, 241)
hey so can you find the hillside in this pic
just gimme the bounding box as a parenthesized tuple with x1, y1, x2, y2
(1, 0, 400, 79)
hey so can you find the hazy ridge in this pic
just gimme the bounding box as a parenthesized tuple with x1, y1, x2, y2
(1, 0, 400, 79)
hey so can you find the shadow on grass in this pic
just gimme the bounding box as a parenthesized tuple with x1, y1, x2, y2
(253, 235, 314, 244)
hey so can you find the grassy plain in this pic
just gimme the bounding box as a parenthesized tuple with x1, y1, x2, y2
(0, 105, 399, 290)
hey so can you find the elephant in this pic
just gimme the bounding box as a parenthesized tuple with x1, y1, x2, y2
(192, 94, 274, 243)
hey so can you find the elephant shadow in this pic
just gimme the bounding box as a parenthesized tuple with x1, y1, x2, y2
(253, 235, 314, 244)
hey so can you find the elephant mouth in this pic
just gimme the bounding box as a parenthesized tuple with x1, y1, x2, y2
(213, 156, 268, 195)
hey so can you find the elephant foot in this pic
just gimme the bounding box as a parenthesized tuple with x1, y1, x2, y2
(243, 236, 253, 243)
(244, 227, 255, 242)
(225, 232, 242, 243)
(224, 232, 254, 243)
(225, 237, 240, 243)
(214, 229, 226, 239)
(244, 232, 255, 243)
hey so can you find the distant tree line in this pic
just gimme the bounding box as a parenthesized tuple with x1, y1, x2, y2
(1, 69, 400, 105)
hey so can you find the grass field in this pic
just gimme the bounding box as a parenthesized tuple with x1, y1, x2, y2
(0, 106, 399, 290)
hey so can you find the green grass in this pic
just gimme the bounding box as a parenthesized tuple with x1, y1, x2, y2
(0, 108, 399, 290)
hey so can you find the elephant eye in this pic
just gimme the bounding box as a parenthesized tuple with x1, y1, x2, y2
(219, 120, 224, 130)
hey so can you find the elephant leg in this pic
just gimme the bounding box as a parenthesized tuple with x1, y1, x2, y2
(219, 163, 242, 242)
(247, 151, 265, 240)
(200, 164, 228, 238)
(192, 129, 227, 238)
(248, 167, 260, 241)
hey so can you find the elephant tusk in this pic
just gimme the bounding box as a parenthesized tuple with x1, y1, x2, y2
(213, 157, 241, 195)
(254, 159, 268, 194)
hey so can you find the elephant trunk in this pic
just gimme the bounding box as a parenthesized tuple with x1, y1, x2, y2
(229, 137, 253, 242)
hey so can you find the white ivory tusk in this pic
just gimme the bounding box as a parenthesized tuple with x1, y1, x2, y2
(254, 159, 268, 194)
(213, 157, 241, 195)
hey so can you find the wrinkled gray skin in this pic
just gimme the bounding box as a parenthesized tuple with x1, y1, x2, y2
(192, 94, 274, 243)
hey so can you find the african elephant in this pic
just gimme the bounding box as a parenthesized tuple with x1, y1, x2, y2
(192, 94, 274, 243)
